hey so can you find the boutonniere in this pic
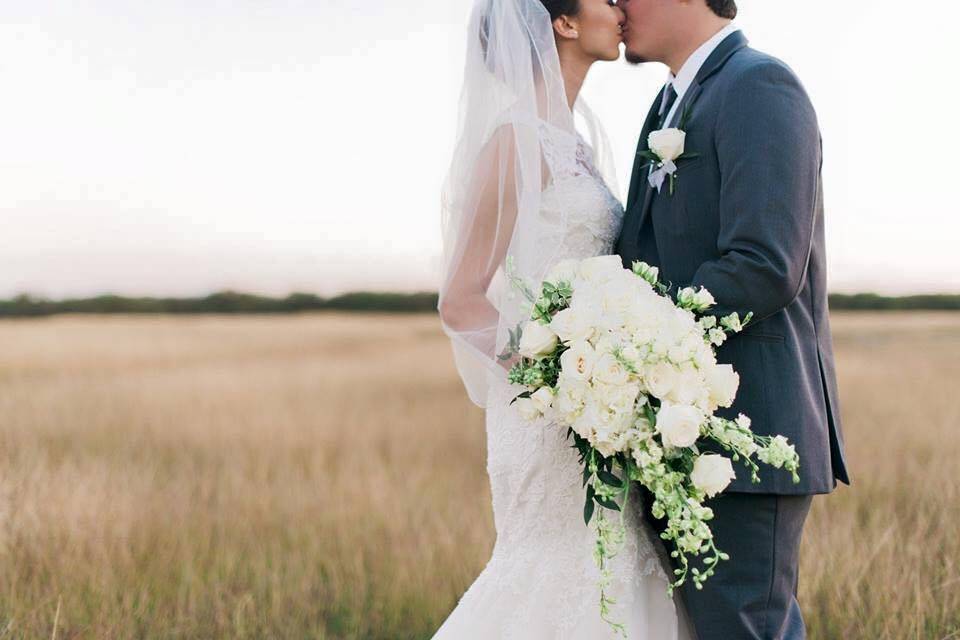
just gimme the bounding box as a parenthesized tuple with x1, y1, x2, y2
(638, 106, 699, 196)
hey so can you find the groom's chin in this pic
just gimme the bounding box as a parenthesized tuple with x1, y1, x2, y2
(624, 50, 649, 65)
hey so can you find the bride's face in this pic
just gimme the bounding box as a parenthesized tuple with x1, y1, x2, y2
(563, 0, 626, 62)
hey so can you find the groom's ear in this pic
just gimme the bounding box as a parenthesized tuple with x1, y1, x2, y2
(552, 14, 580, 41)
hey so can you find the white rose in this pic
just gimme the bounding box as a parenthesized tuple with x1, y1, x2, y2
(577, 255, 625, 283)
(593, 429, 631, 458)
(655, 402, 704, 448)
(592, 353, 630, 386)
(530, 387, 554, 415)
(648, 128, 686, 162)
(550, 307, 597, 343)
(593, 381, 642, 413)
(518, 321, 558, 359)
(571, 399, 603, 440)
(705, 363, 740, 409)
(554, 374, 589, 421)
(690, 454, 737, 498)
(598, 278, 640, 330)
(560, 340, 599, 381)
(643, 361, 678, 399)
(515, 397, 541, 422)
(667, 363, 708, 407)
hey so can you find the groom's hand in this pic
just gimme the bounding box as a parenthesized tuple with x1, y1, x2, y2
(688, 61, 821, 323)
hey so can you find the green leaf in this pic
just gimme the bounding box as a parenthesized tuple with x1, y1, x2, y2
(583, 494, 595, 526)
(594, 495, 621, 511)
(597, 469, 624, 488)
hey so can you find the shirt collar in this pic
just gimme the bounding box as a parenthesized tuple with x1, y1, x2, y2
(667, 22, 741, 96)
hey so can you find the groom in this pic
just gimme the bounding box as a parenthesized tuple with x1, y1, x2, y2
(615, 1, 850, 638)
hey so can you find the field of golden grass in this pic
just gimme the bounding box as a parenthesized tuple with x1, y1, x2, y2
(0, 311, 957, 639)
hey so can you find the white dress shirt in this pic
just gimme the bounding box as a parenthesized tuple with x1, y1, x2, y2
(660, 22, 741, 128)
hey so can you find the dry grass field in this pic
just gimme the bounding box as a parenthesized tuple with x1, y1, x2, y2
(0, 311, 957, 639)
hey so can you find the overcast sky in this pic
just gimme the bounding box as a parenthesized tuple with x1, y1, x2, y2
(1, 0, 958, 298)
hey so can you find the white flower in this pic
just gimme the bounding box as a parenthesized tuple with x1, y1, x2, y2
(592, 353, 630, 386)
(515, 397, 541, 422)
(758, 435, 797, 468)
(643, 361, 678, 399)
(708, 327, 727, 346)
(667, 363, 708, 407)
(593, 381, 642, 414)
(598, 278, 642, 330)
(518, 321, 558, 359)
(648, 128, 686, 162)
(678, 287, 715, 311)
(577, 255, 625, 284)
(705, 364, 740, 409)
(530, 387, 554, 415)
(554, 375, 590, 421)
(620, 344, 640, 363)
(550, 307, 597, 343)
(560, 340, 599, 381)
(632, 261, 660, 285)
(655, 402, 704, 448)
(690, 454, 736, 498)
(694, 289, 715, 308)
(720, 313, 744, 333)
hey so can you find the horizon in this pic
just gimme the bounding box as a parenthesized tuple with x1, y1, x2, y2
(2, 0, 958, 299)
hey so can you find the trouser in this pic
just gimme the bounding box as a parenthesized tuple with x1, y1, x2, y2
(643, 488, 814, 640)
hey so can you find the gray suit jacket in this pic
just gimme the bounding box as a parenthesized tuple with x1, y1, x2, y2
(616, 31, 850, 494)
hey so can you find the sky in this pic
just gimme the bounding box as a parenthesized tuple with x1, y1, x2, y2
(1, 0, 958, 299)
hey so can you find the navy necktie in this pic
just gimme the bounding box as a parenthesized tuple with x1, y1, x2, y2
(658, 84, 678, 129)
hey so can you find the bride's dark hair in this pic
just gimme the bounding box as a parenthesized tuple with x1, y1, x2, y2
(540, 0, 580, 20)
(478, 0, 581, 73)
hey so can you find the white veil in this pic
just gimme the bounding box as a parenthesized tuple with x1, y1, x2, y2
(438, 0, 617, 408)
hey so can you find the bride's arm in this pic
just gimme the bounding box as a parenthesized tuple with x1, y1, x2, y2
(438, 126, 520, 370)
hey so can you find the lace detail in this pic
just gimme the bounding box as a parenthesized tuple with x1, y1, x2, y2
(434, 133, 689, 639)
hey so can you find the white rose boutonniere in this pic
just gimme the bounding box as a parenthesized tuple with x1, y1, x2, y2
(638, 105, 700, 196)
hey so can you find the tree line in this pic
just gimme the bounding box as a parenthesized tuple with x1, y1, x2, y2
(0, 291, 957, 317)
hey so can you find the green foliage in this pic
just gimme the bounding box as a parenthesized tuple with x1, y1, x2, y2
(827, 293, 960, 311)
(0, 290, 440, 317)
(1, 290, 957, 317)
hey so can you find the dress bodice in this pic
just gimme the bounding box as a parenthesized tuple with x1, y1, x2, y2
(538, 124, 625, 261)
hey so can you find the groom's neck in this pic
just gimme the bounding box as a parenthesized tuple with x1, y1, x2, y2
(664, 18, 732, 76)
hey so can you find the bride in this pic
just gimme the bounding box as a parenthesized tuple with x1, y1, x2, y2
(436, 0, 692, 638)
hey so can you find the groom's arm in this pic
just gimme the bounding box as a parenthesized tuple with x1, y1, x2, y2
(688, 61, 821, 324)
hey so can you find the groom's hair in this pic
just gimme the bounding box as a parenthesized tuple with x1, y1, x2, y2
(705, 0, 737, 19)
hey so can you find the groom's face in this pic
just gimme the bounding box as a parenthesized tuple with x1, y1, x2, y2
(619, 0, 675, 65)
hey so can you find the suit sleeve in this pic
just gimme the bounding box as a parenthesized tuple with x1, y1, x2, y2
(688, 61, 821, 323)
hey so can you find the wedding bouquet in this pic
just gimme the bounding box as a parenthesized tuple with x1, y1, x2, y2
(501, 255, 800, 634)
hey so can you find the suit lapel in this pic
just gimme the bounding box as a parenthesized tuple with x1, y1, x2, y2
(630, 30, 750, 238)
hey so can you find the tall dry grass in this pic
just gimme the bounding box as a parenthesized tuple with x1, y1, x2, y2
(0, 312, 957, 639)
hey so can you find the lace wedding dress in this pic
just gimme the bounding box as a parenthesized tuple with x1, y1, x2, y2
(433, 128, 690, 640)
